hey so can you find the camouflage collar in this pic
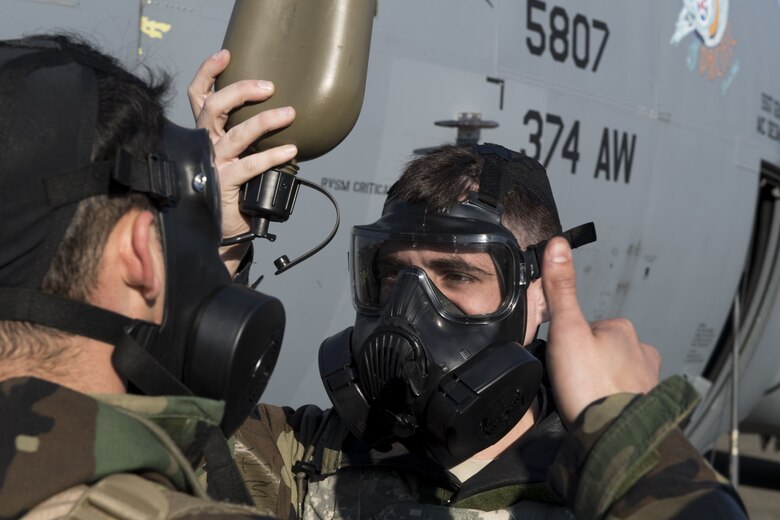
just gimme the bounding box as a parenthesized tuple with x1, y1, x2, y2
(0, 377, 222, 519)
(93, 390, 224, 446)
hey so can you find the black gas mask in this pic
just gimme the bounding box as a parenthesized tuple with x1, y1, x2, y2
(130, 122, 286, 436)
(320, 144, 595, 463)
(0, 39, 283, 436)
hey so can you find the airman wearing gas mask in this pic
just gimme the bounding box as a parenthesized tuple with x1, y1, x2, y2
(191, 50, 747, 520)
(0, 35, 296, 518)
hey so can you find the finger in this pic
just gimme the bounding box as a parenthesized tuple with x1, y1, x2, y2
(197, 80, 277, 134)
(542, 237, 589, 333)
(221, 144, 298, 187)
(188, 49, 230, 118)
(214, 106, 295, 162)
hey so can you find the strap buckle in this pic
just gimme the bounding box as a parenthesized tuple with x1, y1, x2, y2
(113, 149, 179, 206)
(146, 153, 179, 205)
(523, 222, 597, 281)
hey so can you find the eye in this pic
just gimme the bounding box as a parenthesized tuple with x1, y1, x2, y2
(377, 263, 402, 305)
(378, 265, 400, 285)
(441, 272, 475, 286)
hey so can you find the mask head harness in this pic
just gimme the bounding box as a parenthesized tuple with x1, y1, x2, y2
(319, 143, 595, 463)
(0, 38, 284, 438)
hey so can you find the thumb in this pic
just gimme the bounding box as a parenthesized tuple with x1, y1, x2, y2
(541, 237, 588, 334)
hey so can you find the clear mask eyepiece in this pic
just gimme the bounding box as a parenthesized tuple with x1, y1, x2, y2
(351, 218, 526, 324)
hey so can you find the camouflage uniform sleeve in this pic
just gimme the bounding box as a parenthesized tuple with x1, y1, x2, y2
(233, 403, 331, 520)
(548, 375, 747, 519)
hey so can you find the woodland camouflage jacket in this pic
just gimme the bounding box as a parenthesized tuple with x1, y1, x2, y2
(0, 377, 269, 519)
(233, 375, 747, 519)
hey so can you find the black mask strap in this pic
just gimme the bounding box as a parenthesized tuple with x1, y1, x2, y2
(0, 288, 190, 396)
(112, 328, 192, 397)
(523, 222, 598, 280)
(43, 150, 180, 209)
(0, 288, 128, 343)
(473, 143, 514, 209)
(202, 424, 254, 505)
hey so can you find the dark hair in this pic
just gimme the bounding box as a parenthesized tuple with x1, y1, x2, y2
(392, 144, 562, 248)
(0, 34, 171, 368)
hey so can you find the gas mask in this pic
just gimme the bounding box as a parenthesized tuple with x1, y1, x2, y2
(320, 145, 596, 463)
(0, 39, 284, 436)
(130, 122, 286, 436)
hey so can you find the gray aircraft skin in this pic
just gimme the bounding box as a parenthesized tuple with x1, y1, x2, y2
(3, 0, 780, 455)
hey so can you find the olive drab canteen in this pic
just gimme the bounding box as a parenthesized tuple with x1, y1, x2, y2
(217, 0, 376, 162)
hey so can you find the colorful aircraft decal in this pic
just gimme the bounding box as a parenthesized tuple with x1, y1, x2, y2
(670, 0, 739, 94)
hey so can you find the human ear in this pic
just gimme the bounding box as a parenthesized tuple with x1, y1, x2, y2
(123, 210, 163, 302)
(522, 280, 549, 345)
(531, 279, 550, 324)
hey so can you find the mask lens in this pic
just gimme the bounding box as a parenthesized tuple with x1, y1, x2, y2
(351, 231, 520, 321)
(378, 242, 502, 314)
